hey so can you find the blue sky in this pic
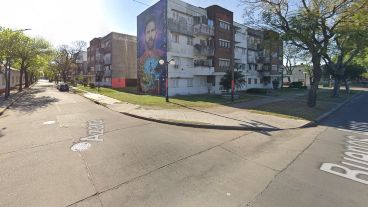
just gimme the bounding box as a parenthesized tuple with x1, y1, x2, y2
(1, 0, 246, 47)
(107, 0, 247, 36)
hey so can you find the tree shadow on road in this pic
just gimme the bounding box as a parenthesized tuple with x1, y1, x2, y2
(9, 87, 59, 113)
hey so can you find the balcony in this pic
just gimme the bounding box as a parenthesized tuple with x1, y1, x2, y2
(168, 18, 193, 37)
(193, 24, 214, 36)
(104, 70, 112, 77)
(194, 59, 212, 67)
(235, 33, 244, 43)
(194, 44, 214, 56)
(193, 66, 215, 76)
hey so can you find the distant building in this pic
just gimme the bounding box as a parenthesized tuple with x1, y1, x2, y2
(137, 0, 283, 96)
(283, 64, 311, 86)
(87, 32, 137, 88)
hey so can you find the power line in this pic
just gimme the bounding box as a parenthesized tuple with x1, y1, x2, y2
(132, 0, 151, 7)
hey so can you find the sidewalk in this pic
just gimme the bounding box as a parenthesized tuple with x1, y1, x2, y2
(76, 89, 309, 131)
(0, 90, 25, 115)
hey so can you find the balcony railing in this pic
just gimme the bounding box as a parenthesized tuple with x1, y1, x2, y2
(194, 59, 213, 67)
(194, 44, 214, 56)
(193, 66, 214, 76)
(168, 18, 193, 37)
(193, 24, 214, 36)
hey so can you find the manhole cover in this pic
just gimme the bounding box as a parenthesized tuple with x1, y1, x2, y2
(71, 142, 91, 152)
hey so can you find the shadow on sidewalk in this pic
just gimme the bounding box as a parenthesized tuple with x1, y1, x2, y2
(170, 102, 280, 131)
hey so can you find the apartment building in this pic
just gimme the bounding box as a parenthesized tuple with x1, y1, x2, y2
(137, 0, 282, 96)
(87, 32, 137, 88)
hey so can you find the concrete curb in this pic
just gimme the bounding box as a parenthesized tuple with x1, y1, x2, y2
(301, 92, 363, 128)
(71, 87, 279, 131)
(118, 111, 280, 131)
(0, 82, 38, 116)
(0, 90, 27, 116)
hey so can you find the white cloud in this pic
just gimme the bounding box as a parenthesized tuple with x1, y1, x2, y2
(0, 0, 112, 47)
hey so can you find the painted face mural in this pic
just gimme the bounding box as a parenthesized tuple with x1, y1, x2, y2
(137, 0, 167, 95)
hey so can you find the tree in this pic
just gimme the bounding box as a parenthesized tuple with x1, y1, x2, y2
(283, 43, 304, 83)
(14, 37, 52, 91)
(0, 28, 23, 98)
(241, 0, 367, 107)
(53, 41, 86, 83)
(220, 70, 246, 92)
(322, 2, 368, 96)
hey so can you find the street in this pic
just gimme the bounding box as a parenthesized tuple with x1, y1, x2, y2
(249, 92, 368, 207)
(0, 81, 367, 207)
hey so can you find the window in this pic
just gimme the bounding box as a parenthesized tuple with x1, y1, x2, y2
(173, 11, 179, 20)
(219, 39, 230, 48)
(208, 19, 214, 27)
(187, 37, 193, 46)
(219, 59, 230, 68)
(173, 34, 179, 43)
(172, 79, 179, 88)
(200, 78, 206, 86)
(242, 48, 246, 55)
(248, 78, 252, 84)
(254, 79, 258, 84)
(187, 79, 193, 87)
(219, 20, 230, 30)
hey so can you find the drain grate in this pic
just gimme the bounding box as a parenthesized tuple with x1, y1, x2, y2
(71, 142, 91, 152)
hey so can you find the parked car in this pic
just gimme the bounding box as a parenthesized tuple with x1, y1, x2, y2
(57, 83, 69, 92)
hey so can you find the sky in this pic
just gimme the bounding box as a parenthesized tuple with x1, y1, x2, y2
(0, 0, 247, 48)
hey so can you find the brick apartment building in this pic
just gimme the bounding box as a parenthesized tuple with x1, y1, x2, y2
(87, 32, 137, 88)
(137, 0, 283, 96)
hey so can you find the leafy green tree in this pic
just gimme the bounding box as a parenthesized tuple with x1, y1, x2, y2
(14, 37, 53, 90)
(0, 28, 23, 98)
(220, 70, 246, 92)
(322, 2, 368, 96)
(241, 0, 367, 107)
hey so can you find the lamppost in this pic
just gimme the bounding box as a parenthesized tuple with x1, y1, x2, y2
(159, 58, 175, 102)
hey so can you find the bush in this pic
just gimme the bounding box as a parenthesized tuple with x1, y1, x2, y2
(300, 86, 308, 89)
(289, 81, 303, 88)
(89, 83, 96, 88)
(246, 88, 268, 94)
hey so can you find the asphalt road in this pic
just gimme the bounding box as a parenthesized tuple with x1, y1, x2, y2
(249, 92, 368, 207)
(2, 80, 364, 207)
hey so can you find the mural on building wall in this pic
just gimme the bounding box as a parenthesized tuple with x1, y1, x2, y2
(137, 0, 167, 95)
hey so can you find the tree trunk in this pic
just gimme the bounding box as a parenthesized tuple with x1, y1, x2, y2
(343, 77, 350, 94)
(19, 70, 24, 92)
(25, 71, 29, 88)
(332, 77, 340, 97)
(5, 64, 11, 99)
(307, 54, 321, 107)
(62, 70, 67, 83)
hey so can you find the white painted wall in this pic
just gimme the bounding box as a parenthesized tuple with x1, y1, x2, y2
(0, 68, 23, 92)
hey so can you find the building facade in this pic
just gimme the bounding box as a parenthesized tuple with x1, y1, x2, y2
(87, 32, 137, 88)
(137, 0, 283, 96)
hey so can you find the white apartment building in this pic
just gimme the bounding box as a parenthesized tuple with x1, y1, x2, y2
(166, 0, 214, 95)
(137, 0, 282, 96)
